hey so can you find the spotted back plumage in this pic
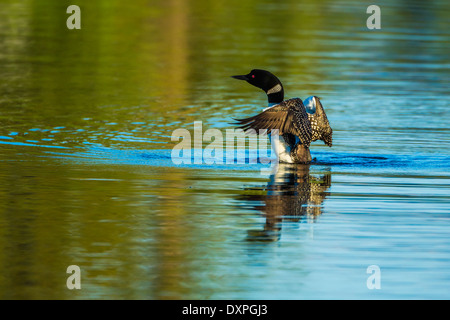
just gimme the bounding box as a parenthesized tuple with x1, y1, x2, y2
(233, 97, 332, 148)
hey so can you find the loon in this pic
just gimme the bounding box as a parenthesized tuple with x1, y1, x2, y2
(231, 69, 332, 164)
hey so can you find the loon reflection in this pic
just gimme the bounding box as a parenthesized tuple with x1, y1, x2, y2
(238, 164, 331, 241)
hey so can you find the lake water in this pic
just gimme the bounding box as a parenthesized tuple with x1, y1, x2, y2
(0, 0, 449, 299)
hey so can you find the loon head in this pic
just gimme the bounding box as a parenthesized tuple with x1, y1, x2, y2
(232, 69, 284, 105)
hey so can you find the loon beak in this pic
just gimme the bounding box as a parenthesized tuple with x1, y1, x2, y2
(231, 74, 248, 81)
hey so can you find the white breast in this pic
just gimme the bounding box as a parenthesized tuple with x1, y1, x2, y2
(263, 105, 295, 163)
(274, 136, 294, 163)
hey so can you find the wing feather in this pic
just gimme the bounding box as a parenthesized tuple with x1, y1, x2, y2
(232, 98, 312, 147)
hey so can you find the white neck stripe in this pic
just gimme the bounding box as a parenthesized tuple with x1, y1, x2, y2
(267, 84, 282, 95)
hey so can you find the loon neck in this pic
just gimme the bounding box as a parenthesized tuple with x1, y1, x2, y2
(267, 90, 284, 105)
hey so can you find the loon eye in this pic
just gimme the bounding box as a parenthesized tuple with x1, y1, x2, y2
(251, 74, 255, 78)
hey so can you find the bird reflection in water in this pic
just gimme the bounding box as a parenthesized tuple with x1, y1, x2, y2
(238, 164, 331, 242)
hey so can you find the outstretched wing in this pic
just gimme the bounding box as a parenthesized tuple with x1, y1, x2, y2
(232, 98, 312, 147)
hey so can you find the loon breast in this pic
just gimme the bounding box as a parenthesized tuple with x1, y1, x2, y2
(272, 135, 294, 163)
(263, 105, 296, 163)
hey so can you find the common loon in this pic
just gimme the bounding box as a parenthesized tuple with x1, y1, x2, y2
(231, 69, 333, 164)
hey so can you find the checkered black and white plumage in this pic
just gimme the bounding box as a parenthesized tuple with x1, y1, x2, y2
(233, 96, 332, 150)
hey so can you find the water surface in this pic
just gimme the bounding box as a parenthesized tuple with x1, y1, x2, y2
(0, 0, 449, 299)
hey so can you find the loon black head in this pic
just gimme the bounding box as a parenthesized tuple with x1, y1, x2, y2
(232, 69, 284, 105)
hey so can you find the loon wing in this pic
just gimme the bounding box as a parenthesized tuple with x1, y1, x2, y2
(307, 96, 333, 147)
(233, 98, 312, 147)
